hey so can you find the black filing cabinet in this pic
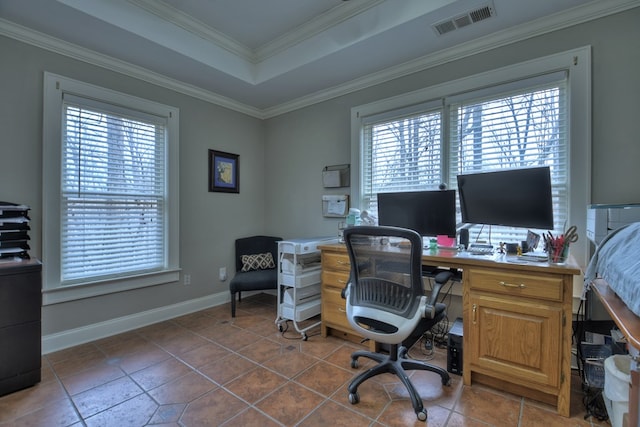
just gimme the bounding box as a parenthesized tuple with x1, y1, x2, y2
(0, 259, 42, 396)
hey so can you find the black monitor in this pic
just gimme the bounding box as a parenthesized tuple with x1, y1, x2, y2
(456, 166, 554, 229)
(377, 190, 457, 237)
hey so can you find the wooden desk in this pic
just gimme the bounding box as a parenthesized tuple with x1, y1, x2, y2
(318, 243, 580, 417)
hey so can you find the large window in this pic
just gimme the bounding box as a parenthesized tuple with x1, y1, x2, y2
(43, 73, 180, 304)
(352, 48, 590, 262)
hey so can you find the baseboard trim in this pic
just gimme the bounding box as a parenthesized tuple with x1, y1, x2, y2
(42, 291, 230, 354)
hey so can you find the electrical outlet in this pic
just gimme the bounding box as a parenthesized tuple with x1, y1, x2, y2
(219, 267, 227, 281)
(184, 274, 191, 285)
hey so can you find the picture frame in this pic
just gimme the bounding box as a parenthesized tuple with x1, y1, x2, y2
(208, 149, 239, 193)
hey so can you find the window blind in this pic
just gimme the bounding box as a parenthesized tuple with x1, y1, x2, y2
(448, 77, 568, 244)
(61, 95, 166, 284)
(362, 104, 443, 211)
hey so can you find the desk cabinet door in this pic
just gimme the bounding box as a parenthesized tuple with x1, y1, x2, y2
(468, 292, 562, 389)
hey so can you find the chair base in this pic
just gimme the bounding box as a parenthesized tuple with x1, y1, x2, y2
(348, 344, 451, 422)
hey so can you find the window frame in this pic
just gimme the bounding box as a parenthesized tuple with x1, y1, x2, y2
(42, 72, 180, 305)
(351, 47, 591, 265)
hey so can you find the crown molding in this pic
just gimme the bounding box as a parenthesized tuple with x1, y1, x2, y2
(2, 0, 638, 120)
(262, 0, 640, 118)
(255, 0, 384, 62)
(129, 0, 254, 60)
(0, 18, 262, 118)
(129, 0, 384, 64)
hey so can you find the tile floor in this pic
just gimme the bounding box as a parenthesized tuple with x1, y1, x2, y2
(0, 293, 611, 426)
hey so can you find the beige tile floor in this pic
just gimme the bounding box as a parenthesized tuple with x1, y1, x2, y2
(0, 293, 611, 426)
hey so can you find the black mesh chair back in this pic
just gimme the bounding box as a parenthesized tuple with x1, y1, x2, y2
(342, 225, 452, 422)
(344, 226, 429, 344)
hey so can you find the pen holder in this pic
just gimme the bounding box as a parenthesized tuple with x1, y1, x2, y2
(548, 244, 569, 265)
(544, 226, 577, 265)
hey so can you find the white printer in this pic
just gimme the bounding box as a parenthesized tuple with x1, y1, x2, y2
(586, 203, 640, 245)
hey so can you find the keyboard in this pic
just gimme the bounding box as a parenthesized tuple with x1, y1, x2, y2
(467, 244, 494, 255)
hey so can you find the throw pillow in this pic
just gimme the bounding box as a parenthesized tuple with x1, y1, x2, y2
(241, 252, 276, 272)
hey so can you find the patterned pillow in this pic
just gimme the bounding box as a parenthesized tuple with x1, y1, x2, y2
(241, 252, 275, 272)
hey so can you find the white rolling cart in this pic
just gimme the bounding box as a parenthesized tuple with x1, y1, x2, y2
(275, 237, 337, 340)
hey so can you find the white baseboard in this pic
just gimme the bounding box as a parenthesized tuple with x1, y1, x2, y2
(42, 291, 230, 354)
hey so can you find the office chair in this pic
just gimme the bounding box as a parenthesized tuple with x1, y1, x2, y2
(342, 226, 452, 422)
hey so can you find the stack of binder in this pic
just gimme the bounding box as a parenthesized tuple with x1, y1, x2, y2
(0, 202, 31, 260)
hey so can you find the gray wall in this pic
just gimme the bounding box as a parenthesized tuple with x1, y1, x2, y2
(1, 7, 638, 342)
(0, 37, 266, 336)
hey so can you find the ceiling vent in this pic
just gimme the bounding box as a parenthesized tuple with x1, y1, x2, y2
(433, 4, 495, 36)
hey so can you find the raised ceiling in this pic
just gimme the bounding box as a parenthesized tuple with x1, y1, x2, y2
(0, 0, 637, 117)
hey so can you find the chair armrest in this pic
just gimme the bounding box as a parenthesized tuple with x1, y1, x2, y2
(421, 301, 436, 319)
(428, 270, 454, 305)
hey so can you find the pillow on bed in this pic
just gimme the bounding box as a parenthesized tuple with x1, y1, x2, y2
(241, 252, 276, 272)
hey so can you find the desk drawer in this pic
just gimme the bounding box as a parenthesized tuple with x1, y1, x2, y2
(322, 269, 349, 290)
(468, 268, 563, 302)
(322, 287, 351, 331)
(321, 252, 351, 273)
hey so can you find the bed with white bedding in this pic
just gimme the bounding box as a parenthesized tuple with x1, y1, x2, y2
(585, 222, 640, 317)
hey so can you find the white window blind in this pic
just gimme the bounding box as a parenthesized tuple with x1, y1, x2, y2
(362, 102, 443, 212)
(61, 94, 167, 284)
(448, 76, 568, 244)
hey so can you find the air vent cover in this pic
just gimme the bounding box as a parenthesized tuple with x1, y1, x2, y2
(433, 4, 495, 35)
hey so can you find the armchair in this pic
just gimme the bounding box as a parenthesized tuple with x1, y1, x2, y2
(229, 235, 282, 317)
(342, 226, 452, 422)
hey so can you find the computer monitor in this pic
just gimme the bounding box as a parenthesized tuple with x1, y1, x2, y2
(377, 189, 457, 238)
(456, 166, 554, 230)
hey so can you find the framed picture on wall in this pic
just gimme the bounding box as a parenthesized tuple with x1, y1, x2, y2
(209, 149, 239, 193)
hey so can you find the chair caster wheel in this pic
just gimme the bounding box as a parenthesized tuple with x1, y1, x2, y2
(302, 334, 308, 341)
(443, 378, 451, 386)
(350, 359, 359, 369)
(348, 392, 360, 404)
(416, 408, 428, 421)
(278, 324, 283, 332)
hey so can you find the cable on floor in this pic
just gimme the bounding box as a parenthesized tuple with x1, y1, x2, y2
(277, 319, 321, 340)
